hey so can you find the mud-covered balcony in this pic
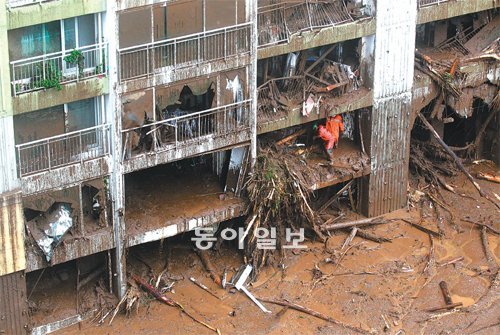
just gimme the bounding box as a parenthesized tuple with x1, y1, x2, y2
(23, 178, 114, 272)
(117, 0, 251, 92)
(121, 70, 252, 173)
(257, 39, 373, 134)
(257, 0, 374, 59)
(125, 151, 248, 247)
(14, 98, 111, 195)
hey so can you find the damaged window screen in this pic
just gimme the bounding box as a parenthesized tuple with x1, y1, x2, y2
(9, 21, 61, 61)
(119, 8, 152, 48)
(67, 98, 98, 132)
(14, 106, 65, 145)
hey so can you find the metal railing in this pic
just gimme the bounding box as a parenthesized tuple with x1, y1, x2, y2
(258, 76, 305, 116)
(122, 100, 251, 160)
(418, 0, 450, 7)
(10, 42, 108, 96)
(6, 0, 53, 8)
(118, 23, 251, 81)
(16, 124, 111, 177)
(258, 0, 354, 48)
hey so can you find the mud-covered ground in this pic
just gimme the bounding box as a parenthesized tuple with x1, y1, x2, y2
(51, 162, 499, 335)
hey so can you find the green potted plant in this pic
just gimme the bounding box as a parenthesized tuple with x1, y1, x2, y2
(64, 49, 85, 78)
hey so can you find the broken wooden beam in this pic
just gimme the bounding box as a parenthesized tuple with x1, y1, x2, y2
(401, 219, 441, 237)
(439, 281, 453, 305)
(319, 180, 354, 213)
(276, 129, 307, 146)
(481, 227, 499, 273)
(477, 172, 500, 184)
(426, 302, 463, 313)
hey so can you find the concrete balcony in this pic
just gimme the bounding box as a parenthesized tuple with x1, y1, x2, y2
(16, 124, 111, 195)
(118, 23, 252, 93)
(417, 0, 498, 24)
(122, 100, 252, 174)
(257, 0, 375, 59)
(6, 0, 105, 30)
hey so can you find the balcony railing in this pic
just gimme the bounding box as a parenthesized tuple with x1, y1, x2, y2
(16, 124, 111, 177)
(418, 0, 450, 7)
(122, 100, 251, 160)
(6, 0, 54, 8)
(118, 23, 251, 82)
(10, 42, 108, 96)
(258, 0, 354, 47)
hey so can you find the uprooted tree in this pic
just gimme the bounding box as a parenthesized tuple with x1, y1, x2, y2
(242, 148, 325, 274)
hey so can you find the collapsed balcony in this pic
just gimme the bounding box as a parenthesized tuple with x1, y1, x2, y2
(257, 39, 371, 132)
(414, 11, 499, 118)
(23, 178, 114, 272)
(125, 150, 248, 247)
(121, 71, 251, 173)
(257, 0, 368, 48)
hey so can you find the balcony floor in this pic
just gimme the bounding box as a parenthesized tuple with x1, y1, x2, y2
(125, 163, 247, 247)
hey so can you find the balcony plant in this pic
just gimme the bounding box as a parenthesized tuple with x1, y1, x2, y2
(64, 49, 85, 78)
(34, 61, 62, 91)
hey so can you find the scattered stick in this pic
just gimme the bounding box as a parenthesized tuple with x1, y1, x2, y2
(461, 218, 499, 235)
(439, 281, 453, 305)
(341, 228, 358, 250)
(258, 298, 372, 334)
(358, 115, 366, 155)
(189, 277, 221, 300)
(401, 219, 441, 237)
(195, 249, 222, 286)
(354, 229, 392, 243)
(319, 180, 354, 213)
(132, 274, 220, 334)
(481, 227, 499, 273)
(417, 112, 500, 210)
(438, 256, 464, 267)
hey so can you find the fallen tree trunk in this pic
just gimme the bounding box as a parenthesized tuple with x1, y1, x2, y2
(132, 274, 220, 333)
(417, 112, 500, 210)
(258, 298, 372, 334)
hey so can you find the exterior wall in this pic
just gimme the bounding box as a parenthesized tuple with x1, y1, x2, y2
(7, 0, 106, 30)
(0, 191, 25, 276)
(0, 271, 28, 335)
(417, 0, 498, 25)
(364, 0, 417, 216)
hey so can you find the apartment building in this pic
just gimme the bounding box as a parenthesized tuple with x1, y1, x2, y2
(0, 0, 497, 333)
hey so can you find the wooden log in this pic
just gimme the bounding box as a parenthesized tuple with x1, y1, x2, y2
(426, 302, 462, 313)
(276, 129, 307, 146)
(481, 227, 499, 273)
(322, 217, 390, 231)
(439, 281, 453, 305)
(354, 229, 392, 243)
(417, 112, 500, 210)
(477, 172, 500, 184)
(258, 298, 371, 334)
(401, 219, 441, 237)
(195, 249, 222, 286)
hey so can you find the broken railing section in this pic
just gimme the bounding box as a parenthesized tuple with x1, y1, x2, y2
(257, 0, 364, 47)
(16, 124, 111, 177)
(122, 100, 251, 160)
(418, 0, 450, 8)
(258, 51, 360, 118)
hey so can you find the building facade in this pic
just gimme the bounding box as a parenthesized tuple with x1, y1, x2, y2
(0, 0, 497, 333)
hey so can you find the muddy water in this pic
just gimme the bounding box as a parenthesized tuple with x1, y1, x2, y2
(55, 169, 499, 335)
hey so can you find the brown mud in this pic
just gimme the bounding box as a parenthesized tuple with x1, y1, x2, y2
(46, 162, 499, 335)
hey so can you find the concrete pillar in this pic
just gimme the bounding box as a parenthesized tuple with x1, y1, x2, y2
(248, 0, 258, 168)
(362, 0, 417, 217)
(106, 0, 127, 299)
